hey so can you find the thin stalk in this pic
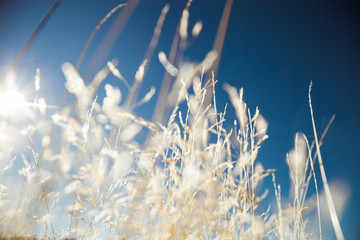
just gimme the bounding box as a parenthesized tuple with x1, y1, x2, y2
(128, 4, 170, 107)
(304, 136, 323, 240)
(151, 9, 181, 124)
(86, 0, 140, 78)
(204, 0, 234, 105)
(31, 149, 56, 240)
(8, 0, 62, 72)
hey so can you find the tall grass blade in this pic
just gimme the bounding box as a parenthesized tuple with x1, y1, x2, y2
(308, 82, 344, 240)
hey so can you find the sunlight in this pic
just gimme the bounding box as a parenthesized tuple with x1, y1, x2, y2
(0, 90, 26, 117)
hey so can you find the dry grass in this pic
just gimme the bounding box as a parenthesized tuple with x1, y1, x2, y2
(0, 2, 346, 240)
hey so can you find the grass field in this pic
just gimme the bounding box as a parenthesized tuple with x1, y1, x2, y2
(0, 1, 348, 239)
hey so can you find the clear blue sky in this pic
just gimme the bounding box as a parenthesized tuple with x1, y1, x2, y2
(0, 0, 359, 239)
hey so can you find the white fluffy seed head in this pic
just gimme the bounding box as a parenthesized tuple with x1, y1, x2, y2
(288, 133, 307, 180)
(107, 61, 125, 81)
(223, 84, 248, 129)
(180, 9, 189, 39)
(192, 21, 203, 37)
(135, 59, 148, 83)
(103, 84, 121, 107)
(158, 51, 178, 77)
(319, 179, 351, 221)
(62, 62, 85, 95)
(142, 87, 156, 103)
(255, 114, 268, 137)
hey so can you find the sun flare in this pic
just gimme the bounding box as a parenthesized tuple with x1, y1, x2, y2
(0, 90, 26, 117)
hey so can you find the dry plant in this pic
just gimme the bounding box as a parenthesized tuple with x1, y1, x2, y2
(0, 2, 347, 240)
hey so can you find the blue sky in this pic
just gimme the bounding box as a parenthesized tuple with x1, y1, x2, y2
(0, 0, 359, 238)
